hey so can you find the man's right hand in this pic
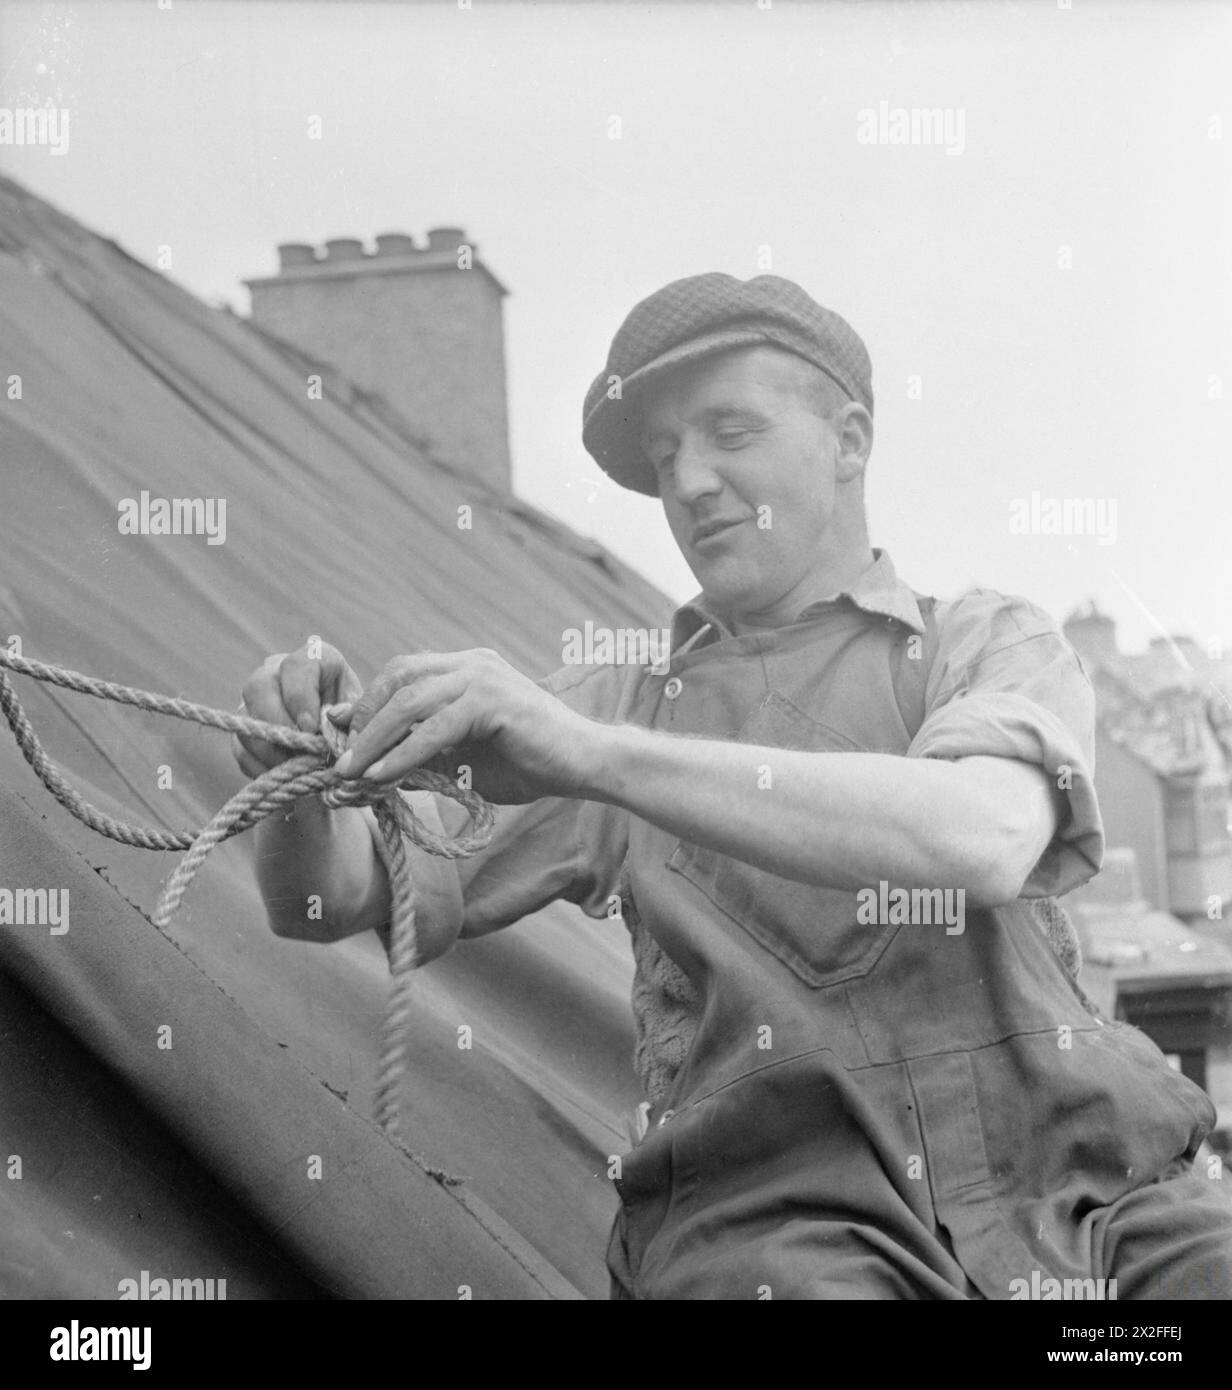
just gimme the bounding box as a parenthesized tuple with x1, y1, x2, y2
(234, 640, 465, 957)
(232, 640, 364, 777)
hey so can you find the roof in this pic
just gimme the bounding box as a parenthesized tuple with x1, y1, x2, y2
(245, 244, 510, 298)
(1070, 898, 1232, 1028)
(1065, 602, 1232, 778)
(1089, 652, 1230, 780)
(0, 173, 674, 1298)
(1073, 902, 1232, 993)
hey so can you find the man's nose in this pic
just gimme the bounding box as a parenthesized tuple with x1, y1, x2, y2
(667, 438, 723, 505)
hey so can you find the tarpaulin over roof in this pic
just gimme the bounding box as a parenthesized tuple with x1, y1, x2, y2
(0, 174, 673, 1298)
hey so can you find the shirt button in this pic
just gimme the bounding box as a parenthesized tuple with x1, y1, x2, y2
(657, 1108, 676, 1127)
(663, 677, 683, 700)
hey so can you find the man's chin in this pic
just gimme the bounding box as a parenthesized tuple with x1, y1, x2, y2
(693, 562, 762, 614)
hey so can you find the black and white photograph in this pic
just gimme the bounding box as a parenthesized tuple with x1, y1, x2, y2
(0, 0, 1229, 1347)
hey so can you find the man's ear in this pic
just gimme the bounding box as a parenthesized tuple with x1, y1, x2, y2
(833, 402, 873, 483)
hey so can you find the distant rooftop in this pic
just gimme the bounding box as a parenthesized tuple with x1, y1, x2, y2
(1064, 602, 1232, 778)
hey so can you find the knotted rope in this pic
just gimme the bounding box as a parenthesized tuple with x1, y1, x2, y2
(0, 648, 494, 1141)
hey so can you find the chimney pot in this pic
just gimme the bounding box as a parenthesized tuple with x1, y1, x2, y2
(375, 232, 419, 257)
(324, 237, 366, 262)
(277, 242, 317, 271)
(426, 226, 467, 253)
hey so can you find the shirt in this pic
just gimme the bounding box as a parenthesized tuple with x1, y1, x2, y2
(425, 548, 1215, 1298)
(435, 547, 1103, 1065)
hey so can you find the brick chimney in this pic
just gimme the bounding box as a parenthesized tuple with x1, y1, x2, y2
(245, 230, 512, 492)
(1064, 599, 1118, 668)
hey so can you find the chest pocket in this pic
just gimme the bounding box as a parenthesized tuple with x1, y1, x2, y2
(666, 690, 902, 989)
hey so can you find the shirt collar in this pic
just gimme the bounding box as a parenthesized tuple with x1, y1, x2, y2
(669, 548, 927, 653)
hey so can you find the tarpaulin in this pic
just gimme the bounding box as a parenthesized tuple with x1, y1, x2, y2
(0, 174, 670, 1298)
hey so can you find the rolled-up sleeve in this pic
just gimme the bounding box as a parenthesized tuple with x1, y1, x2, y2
(906, 589, 1105, 897)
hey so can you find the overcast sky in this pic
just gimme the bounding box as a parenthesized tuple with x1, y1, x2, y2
(2, 0, 1229, 655)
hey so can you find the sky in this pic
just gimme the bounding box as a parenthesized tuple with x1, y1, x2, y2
(1, 0, 1229, 655)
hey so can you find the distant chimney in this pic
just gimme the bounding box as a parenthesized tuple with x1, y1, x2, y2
(277, 242, 316, 270)
(1064, 599, 1118, 668)
(374, 233, 417, 257)
(245, 229, 512, 492)
(323, 237, 365, 262)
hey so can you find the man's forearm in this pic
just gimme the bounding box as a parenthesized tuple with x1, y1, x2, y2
(581, 724, 1049, 907)
(253, 798, 391, 941)
(253, 791, 467, 959)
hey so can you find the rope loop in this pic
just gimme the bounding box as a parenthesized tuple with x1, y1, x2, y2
(0, 648, 495, 1140)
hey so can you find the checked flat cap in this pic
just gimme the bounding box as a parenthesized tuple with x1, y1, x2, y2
(582, 273, 873, 496)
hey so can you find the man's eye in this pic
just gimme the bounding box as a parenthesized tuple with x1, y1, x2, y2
(715, 429, 751, 447)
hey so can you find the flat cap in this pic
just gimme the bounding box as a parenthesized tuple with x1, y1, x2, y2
(582, 272, 873, 496)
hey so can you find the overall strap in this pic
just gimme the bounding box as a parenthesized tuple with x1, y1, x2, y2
(888, 592, 941, 741)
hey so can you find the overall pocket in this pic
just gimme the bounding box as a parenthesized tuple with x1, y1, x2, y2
(666, 691, 901, 989)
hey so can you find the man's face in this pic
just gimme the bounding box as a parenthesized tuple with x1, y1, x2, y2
(639, 346, 848, 620)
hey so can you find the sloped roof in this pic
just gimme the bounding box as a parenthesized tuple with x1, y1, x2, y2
(0, 173, 673, 1298)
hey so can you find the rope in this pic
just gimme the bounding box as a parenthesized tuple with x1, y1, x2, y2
(0, 648, 495, 1141)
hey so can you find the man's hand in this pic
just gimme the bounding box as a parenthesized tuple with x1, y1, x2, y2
(233, 640, 422, 947)
(233, 640, 363, 776)
(337, 648, 606, 804)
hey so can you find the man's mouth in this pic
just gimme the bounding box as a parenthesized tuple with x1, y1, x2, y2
(691, 517, 745, 547)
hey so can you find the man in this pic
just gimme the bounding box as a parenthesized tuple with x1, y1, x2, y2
(235, 273, 1232, 1299)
